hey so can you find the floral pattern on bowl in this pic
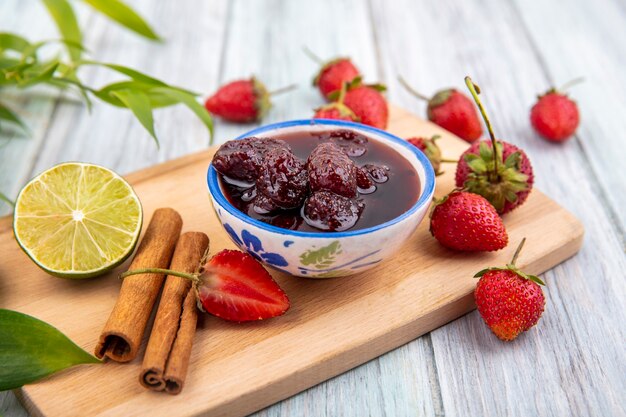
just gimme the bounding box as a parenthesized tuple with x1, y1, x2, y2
(220, 220, 384, 277)
(223, 223, 288, 267)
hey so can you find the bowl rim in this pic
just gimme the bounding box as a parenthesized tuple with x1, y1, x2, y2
(207, 119, 435, 238)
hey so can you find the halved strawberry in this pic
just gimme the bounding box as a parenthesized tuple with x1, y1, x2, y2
(197, 249, 290, 322)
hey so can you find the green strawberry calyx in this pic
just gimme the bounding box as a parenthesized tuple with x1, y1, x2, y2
(426, 89, 454, 120)
(397, 76, 455, 120)
(463, 76, 530, 213)
(473, 238, 545, 285)
(252, 78, 297, 121)
(462, 142, 529, 212)
(328, 76, 387, 101)
(252, 77, 271, 121)
(315, 81, 360, 121)
(420, 135, 444, 175)
(538, 77, 585, 100)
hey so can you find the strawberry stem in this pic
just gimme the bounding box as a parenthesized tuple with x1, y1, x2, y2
(336, 81, 348, 103)
(398, 76, 430, 101)
(464, 76, 499, 182)
(510, 237, 526, 266)
(558, 77, 585, 92)
(120, 268, 199, 283)
(302, 46, 324, 64)
(440, 158, 458, 163)
(269, 84, 298, 96)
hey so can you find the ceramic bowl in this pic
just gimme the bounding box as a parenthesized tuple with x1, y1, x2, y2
(207, 119, 435, 278)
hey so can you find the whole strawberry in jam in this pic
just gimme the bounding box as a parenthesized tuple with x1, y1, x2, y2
(313, 82, 359, 122)
(407, 135, 443, 175)
(455, 77, 534, 214)
(342, 77, 389, 129)
(256, 147, 308, 210)
(308, 50, 360, 100)
(474, 238, 545, 341)
(430, 191, 508, 252)
(530, 79, 582, 142)
(212, 137, 290, 182)
(303, 190, 364, 232)
(307, 142, 358, 198)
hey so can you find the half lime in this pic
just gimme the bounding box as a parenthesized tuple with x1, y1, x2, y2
(13, 162, 142, 278)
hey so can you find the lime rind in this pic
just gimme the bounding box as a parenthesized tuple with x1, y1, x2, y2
(13, 162, 143, 279)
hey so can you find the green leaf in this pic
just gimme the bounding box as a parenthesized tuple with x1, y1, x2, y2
(79, 61, 167, 87)
(0, 192, 15, 208)
(151, 86, 214, 142)
(299, 241, 342, 268)
(479, 142, 493, 161)
(0, 57, 21, 70)
(527, 275, 546, 286)
(0, 102, 28, 133)
(18, 61, 60, 87)
(22, 39, 88, 61)
(111, 89, 158, 145)
(41, 0, 82, 61)
(95, 81, 188, 108)
(54, 71, 94, 110)
(473, 268, 494, 278)
(0, 309, 100, 391)
(504, 189, 518, 203)
(504, 151, 521, 169)
(82, 0, 161, 41)
(466, 157, 487, 174)
(0, 33, 30, 53)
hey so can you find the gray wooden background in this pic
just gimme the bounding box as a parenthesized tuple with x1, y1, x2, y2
(1, 0, 625, 416)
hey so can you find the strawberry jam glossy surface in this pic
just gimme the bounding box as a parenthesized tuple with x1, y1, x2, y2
(217, 129, 420, 233)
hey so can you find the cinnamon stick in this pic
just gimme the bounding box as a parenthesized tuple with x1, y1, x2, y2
(95, 208, 183, 362)
(140, 232, 209, 394)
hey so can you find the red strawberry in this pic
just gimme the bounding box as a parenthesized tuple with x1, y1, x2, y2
(341, 77, 388, 129)
(313, 82, 359, 122)
(310, 53, 360, 100)
(197, 249, 290, 322)
(205, 77, 271, 123)
(474, 238, 545, 341)
(530, 80, 581, 142)
(430, 191, 508, 252)
(399, 76, 482, 142)
(407, 135, 444, 174)
(454, 77, 534, 214)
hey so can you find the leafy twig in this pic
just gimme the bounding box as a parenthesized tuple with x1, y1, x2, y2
(0, 38, 213, 145)
(0, 0, 211, 146)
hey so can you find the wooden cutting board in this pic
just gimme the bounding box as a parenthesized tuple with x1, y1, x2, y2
(0, 106, 584, 417)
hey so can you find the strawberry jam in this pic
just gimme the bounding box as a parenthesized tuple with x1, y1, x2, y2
(215, 129, 420, 232)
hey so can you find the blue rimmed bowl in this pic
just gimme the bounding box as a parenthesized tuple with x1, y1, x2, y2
(207, 119, 435, 278)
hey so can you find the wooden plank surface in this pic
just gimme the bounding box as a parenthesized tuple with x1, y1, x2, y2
(1, 0, 625, 416)
(0, 106, 583, 417)
(370, 1, 626, 416)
